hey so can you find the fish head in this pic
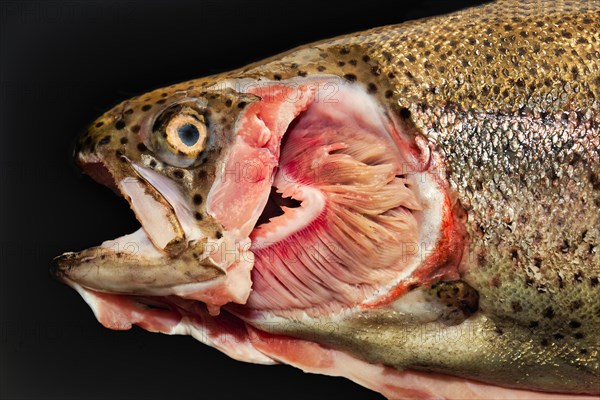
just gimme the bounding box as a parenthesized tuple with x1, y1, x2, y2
(52, 71, 440, 315)
(53, 85, 276, 303)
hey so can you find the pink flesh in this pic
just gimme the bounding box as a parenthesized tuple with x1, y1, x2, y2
(180, 257, 253, 316)
(70, 282, 275, 364)
(207, 85, 315, 238)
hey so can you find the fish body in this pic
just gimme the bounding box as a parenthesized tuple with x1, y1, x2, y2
(53, 0, 599, 398)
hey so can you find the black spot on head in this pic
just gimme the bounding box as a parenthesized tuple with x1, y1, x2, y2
(120, 137, 128, 145)
(553, 333, 564, 340)
(557, 273, 565, 289)
(297, 70, 307, 77)
(561, 30, 572, 38)
(569, 320, 581, 329)
(237, 101, 247, 109)
(137, 143, 147, 152)
(343, 74, 357, 82)
(543, 306, 555, 319)
(511, 301, 522, 313)
(540, 338, 549, 346)
(573, 270, 584, 283)
(173, 169, 184, 179)
(95, 121, 104, 128)
(156, 99, 167, 105)
(339, 47, 350, 55)
(115, 120, 126, 130)
(224, 99, 232, 107)
(589, 172, 599, 190)
(337, 61, 345, 67)
(193, 194, 203, 205)
(141, 104, 152, 112)
(131, 125, 141, 134)
(384, 90, 393, 99)
(198, 170, 208, 180)
(406, 54, 416, 63)
(125, 109, 134, 115)
(215, 231, 223, 239)
(529, 320, 539, 329)
(570, 300, 582, 311)
(317, 65, 326, 72)
(574, 332, 584, 339)
(367, 83, 377, 94)
(273, 74, 282, 81)
(348, 59, 357, 66)
(98, 135, 111, 145)
(149, 160, 157, 168)
(194, 212, 203, 221)
(525, 277, 534, 287)
(361, 55, 370, 62)
(590, 277, 599, 287)
(399, 107, 411, 119)
(510, 248, 519, 260)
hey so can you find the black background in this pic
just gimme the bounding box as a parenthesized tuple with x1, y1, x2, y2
(1, 1, 488, 399)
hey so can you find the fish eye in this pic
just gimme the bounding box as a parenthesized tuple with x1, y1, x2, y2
(164, 115, 207, 158)
(152, 102, 209, 163)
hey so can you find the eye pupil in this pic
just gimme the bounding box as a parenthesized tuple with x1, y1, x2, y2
(177, 123, 200, 146)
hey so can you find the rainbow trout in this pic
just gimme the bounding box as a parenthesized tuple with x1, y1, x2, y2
(52, 0, 599, 398)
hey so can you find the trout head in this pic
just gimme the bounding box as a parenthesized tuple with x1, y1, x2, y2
(53, 74, 449, 317)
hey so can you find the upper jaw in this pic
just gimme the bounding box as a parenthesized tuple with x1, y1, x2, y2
(51, 151, 227, 295)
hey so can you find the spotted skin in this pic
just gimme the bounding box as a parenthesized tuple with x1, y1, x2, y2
(77, 89, 260, 239)
(74, 0, 598, 394)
